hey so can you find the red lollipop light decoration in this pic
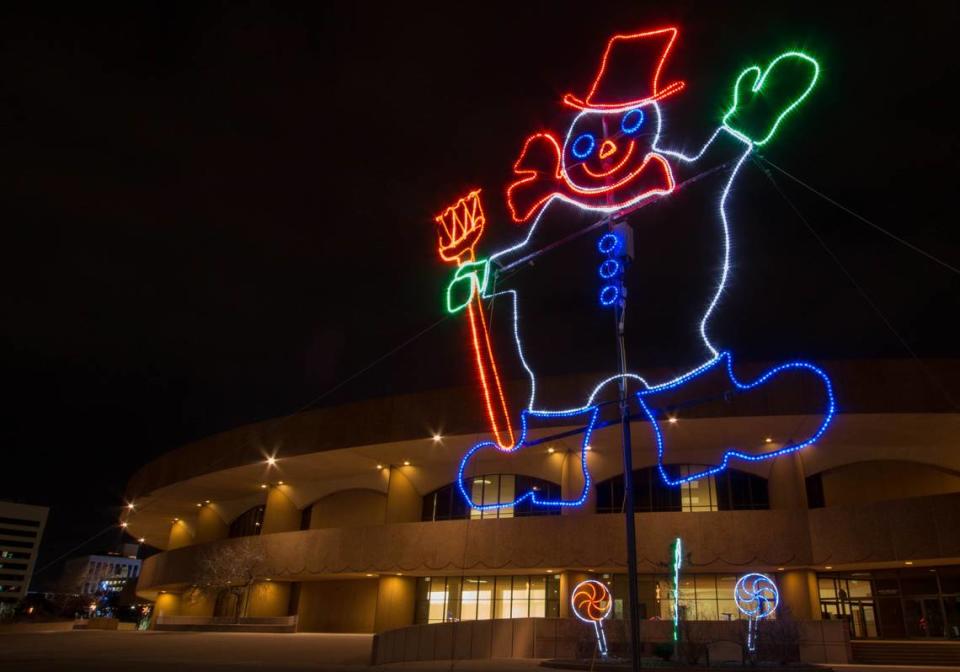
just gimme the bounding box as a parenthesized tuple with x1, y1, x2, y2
(571, 579, 613, 657)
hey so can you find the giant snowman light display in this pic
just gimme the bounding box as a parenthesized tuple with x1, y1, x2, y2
(434, 26, 835, 512)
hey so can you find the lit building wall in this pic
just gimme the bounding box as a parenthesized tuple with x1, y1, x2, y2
(296, 579, 378, 633)
(123, 363, 960, 641)
(374, 575, 416, 632)
(818, 460, 960, 507)
(308, 489, 385, 530)
(245, 580, 291, 618)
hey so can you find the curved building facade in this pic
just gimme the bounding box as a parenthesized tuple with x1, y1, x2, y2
(126, 359, 960, 643)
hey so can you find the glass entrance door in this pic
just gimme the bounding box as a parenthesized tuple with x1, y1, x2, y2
(850, 601, 878, 638)
(905, 597, 946, 637)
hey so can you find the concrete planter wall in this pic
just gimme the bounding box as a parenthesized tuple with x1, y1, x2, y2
(371, 618, 851, 665)
(155, 615, 297, 633)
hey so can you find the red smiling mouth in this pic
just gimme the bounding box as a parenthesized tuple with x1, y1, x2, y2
(581, 140, 636, 178)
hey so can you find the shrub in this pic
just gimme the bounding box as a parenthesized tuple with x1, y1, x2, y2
(652, 641, 674, 661)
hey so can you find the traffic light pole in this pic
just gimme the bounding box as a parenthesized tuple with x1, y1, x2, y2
(615, 225, 642, 672)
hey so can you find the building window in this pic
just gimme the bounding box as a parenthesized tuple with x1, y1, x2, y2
(805, 473, 826, 508)
(596, 466, 768, 513)
(0, 517, 40, 528)
(0, 527, 37, 538)
(421, 475, 561, 522)
(715, 470, 769, 510)
(602, 573, 765, 622)
(819, 568, 960, 640)
(414, 574, 561, 624)
(228, 506, 265, 538)
(299, 505, 312, 531)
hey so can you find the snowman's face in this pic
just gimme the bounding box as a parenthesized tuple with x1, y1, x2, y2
(561, 103, 661, 191)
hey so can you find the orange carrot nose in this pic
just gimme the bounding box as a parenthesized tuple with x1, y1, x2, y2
(599, 139, 617, 159)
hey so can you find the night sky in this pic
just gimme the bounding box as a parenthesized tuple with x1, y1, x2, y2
(2, 2, 957, 581)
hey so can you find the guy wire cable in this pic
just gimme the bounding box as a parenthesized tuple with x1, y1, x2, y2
(755, 156, 959, 412)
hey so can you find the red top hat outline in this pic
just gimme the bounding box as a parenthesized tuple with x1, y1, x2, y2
(563, 26, 686, 112)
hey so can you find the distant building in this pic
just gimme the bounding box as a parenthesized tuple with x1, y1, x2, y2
(61, 544, 142, 596)
(0, 501, 49, 608)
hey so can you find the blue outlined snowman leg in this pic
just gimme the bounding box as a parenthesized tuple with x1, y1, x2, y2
(456, 405, 600, 511)
(635, 352, 836, 485)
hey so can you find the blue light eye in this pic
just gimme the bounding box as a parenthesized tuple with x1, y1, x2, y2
(571, 133, 596, 159)
(620, 108, 645, 135)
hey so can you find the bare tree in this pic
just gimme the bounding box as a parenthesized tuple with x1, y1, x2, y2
(188, 539, 267, 622)
(677, 620, 710, 666)
(761, 607, 801, 665)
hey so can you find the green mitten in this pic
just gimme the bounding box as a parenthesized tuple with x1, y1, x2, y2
(722, 52, 820, 146)
(445, 258, 490, 314)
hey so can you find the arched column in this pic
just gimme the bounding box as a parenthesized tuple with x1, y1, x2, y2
(559, 570, 594, 617)
(194, 503, 228, 544)
(374, 575, 416, 632)
(152, 591, 181, 626)
(768, 452, 809, 510)
(167, 518, 193, 550)
(261, 485, 300, 534)
(385, 467, 421, 524)
(780, 569, 820, 620)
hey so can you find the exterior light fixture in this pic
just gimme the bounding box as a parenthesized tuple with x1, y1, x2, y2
(403, 460, 411, 466)
(396, 572, 402, 576)
(376, 464, 384, 470)
(127, 503, 135, 510)
(585, 445, 592, 451)
(365, 573, 374, 577)
(260, 484, 268, 489)
(764, 436, 773, 444)
(138, 537, 145, 543)
(172, 517, 179, 522)
(432, 433, 443, 443)
(905, 561, 913, 565)
(547, 447, 555, 454)
(277, 480, 284, 485)
(266, 456, 277, 466)
(668, 416, 678, 424)
(546, 569, 553, 574)
(265, 578, 272, 582)
(777, 567, 785, 571)
(120, 522, 128, 528)
(204, 500, 211, 504)
(196, 503, 202, 507)
(825, 566, 833, 570)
